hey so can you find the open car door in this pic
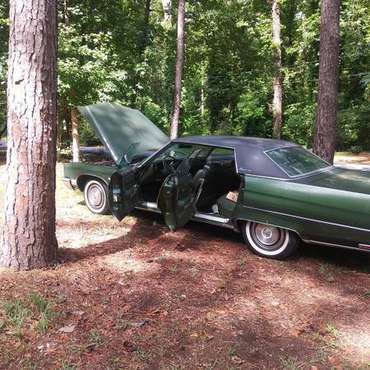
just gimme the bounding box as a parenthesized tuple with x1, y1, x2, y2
(157, 158, 197, 231)
(108, 168, 140, 221)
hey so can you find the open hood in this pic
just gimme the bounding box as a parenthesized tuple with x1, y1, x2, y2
(78, 103, 169, 166)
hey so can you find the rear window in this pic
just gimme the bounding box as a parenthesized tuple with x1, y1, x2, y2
(266, 146, 330, 177)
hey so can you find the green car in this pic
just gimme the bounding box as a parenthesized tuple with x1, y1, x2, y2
(64, 103, 370, 259)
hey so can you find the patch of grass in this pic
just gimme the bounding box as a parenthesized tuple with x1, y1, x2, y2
(3, 298, 31, 338)
(114, 318, 131, 331)
(88, 329, 104, 349)
(21, 358, 39, 370)
(169, 265, 178, 273)
(60, 361, 78, 370)
(228, 347, 237, 357)
(29, 293, 56, 333)
(318, 263, 335, 282)
(326, 326, 339, 347)
(135, 348, 152, 362)
(326, 323, 339, 337)
(280, 356, 304, 370)
(69, 344, 85, 356)
(29, 293, 49, 313)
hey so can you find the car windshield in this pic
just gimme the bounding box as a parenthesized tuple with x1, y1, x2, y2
(266, 146, 330, 177)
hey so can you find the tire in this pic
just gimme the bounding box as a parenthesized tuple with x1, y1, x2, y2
(84, 179, 110, 215)
(241, 221, 299, 259)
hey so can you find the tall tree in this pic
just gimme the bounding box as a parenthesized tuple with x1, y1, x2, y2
(1, 0, 58, 270)
(313, 0, 341, 163)
(272, 0, 283, 139)
(170, 0, 185, 139)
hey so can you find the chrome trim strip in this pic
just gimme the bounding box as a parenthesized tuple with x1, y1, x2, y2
(135, 206, 161, 214)
(193, 213, 234, 229)
(194, 212, 230, 224)
(242, 205, 370, 233)
(135, 202, 234, 229)
(303, 239, 363, 252)
(140, 201, 158, 209)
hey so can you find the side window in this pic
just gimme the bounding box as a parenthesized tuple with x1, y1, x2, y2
(155, 143, 212, 163)
(208, 147, 235, 166)
(156, 143, 195, 161)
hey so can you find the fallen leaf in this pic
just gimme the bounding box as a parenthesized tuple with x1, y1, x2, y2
(58, 324, 76, 333)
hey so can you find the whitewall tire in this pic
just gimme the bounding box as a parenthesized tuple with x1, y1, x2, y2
(84, 179, 110, 215)
(242, 221, 299, 259)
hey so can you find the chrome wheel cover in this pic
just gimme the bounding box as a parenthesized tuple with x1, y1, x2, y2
(250, 223, 286, 251)
(86, 182, 106, 211)
(254, 224, 281, 246)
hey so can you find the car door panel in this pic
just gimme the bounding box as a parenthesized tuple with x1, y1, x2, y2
(157, 159, 196, 231)
(108, 168, 140, 221)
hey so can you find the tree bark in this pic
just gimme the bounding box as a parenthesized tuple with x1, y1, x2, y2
(71, 106, 80, 162)
(161, 0, 172, 26)
(1, 0, 58, 270)
(170, 0, 185, 140)
(313, 0, 341, 164)
(272, 0, 283, 139)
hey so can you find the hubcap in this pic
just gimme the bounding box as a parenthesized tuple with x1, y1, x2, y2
(88, 184, 104, 209)
(254, 224, 280, 246)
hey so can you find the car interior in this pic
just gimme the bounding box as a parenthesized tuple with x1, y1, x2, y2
(139, 143, 241, 219)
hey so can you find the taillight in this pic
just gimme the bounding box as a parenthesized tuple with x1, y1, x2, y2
(358, 243, 370, 251)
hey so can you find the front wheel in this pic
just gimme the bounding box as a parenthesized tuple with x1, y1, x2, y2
(84, 179, 110, 215)
(242, 221, 299, 259)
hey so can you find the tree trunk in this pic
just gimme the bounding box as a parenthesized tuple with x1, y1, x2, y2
(71, 106, 80, 163)
(170, 0, 185, 140)
(272, 0, 283, 139)
(1, 0, 58, 270)
(200, 77, 205, 118)
(161, 0, 172, 26)
(313, 0, 340, 164)
(63, 0, 69, 25)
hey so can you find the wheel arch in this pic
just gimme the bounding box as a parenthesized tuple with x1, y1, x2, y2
(76, 174, 109, 192)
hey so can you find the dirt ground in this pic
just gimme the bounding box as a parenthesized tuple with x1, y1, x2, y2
(0, 158, 370, 370)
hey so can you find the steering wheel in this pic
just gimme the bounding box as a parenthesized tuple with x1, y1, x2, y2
(162, 154, 177, 174)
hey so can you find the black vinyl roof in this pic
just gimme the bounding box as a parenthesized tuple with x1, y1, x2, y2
(173, 135, 298, 178)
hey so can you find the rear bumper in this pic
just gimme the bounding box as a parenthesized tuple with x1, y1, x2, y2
(63, 178, 78, 190)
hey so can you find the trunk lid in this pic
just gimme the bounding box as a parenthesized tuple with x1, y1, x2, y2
(78, 103, 169, 167)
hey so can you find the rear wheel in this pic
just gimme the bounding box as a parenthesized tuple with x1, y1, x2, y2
(84, 179, 110, 215)
(242, 221, 299, 259)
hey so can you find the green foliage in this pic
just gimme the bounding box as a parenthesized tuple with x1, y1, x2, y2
(0, 0, 368, 150)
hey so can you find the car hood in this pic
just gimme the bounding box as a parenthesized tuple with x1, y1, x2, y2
(78, 103, 169, 166)
(297, 166, 370, 195)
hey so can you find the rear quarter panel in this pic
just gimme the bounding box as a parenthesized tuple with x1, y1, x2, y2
(234, 175, 370, 246)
